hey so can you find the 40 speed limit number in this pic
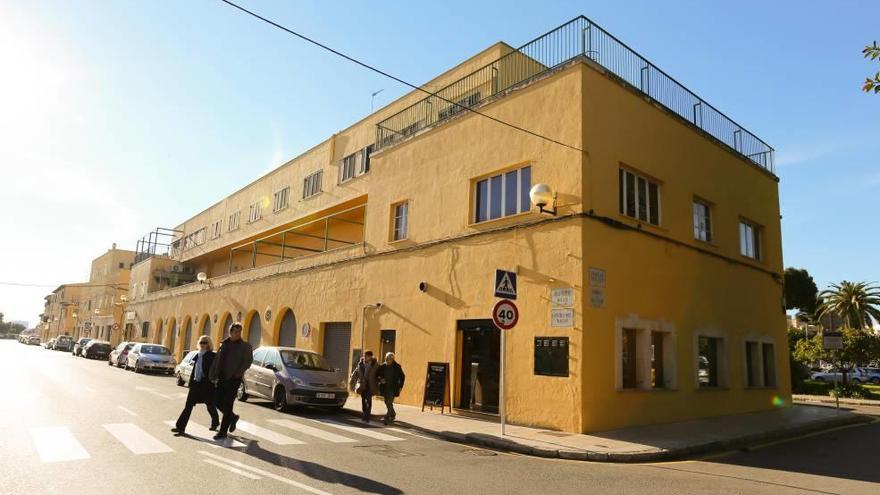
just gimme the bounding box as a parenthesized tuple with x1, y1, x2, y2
(492, 299, 519, 330)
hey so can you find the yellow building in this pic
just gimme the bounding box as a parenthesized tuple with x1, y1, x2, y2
(125, 17, 787, 433)
(73, 245, 136, 346)
(40, 283, 87, 342)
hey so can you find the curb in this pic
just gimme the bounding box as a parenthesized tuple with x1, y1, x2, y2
(341, 406, 871, 462)
(793, 396, 880, 408)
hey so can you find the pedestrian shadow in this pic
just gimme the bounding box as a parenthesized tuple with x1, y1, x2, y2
(238, 439, 404, 495)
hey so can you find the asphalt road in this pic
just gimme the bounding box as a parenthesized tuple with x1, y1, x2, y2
(2, 340, 878, 495)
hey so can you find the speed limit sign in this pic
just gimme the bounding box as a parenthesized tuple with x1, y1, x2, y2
(492, 299, 519, 330)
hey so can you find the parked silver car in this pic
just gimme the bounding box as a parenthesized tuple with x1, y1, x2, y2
(175, 350, 199, 386)
(237, 347, 348, 412)
(72, 338, 92, 356)
(108, 342, 134, 367)
(125, 343, 175, 374)
(810, 367, 880, 384)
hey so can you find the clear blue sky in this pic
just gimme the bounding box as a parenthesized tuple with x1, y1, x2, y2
(1, 0, 878, 324)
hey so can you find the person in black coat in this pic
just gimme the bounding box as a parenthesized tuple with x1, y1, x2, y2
(377, 352, 405, 425)
(171, 335, 219, 435)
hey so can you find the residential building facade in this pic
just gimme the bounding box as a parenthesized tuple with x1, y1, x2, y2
(73, 245, 136, 346)
(124, 17, 787, 433)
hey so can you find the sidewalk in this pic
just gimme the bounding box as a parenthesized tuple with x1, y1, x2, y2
(343, 398, 869, 462)
(793, 394, 880, 408)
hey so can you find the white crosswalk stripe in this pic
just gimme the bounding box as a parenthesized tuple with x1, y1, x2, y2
(233, 420, 305, 445)
(30, 427, 90, 463)
(202, 459, 262, 479)
(199, 451, 332, 495)
(307, 418, 405, 442)
(267, 418, 358, 443)
(163, 421, 246, 448)
(103, 423, 173, 455)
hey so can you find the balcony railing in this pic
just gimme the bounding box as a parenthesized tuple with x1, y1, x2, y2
(376, 16, 774, 173)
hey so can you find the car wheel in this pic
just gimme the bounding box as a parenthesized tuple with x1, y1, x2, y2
(273, 387, 288, 412)
(107, 360, 112, 366)
(814, 377, 824, 381)
(852, 378, 861, 384)
(134, 364, 141, 374)
(872, 378, 880, 385)
(236, 382, 248, 402)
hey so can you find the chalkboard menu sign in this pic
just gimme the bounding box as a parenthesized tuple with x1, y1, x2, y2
(534, 337, 569, 377)
(422, 362, 450, 413)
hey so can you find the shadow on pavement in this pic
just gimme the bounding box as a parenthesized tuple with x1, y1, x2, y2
(710, 420, 880, 484)
(237, 439, 404, 495)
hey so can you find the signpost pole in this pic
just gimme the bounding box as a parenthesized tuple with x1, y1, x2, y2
(500, 328, 506, 436)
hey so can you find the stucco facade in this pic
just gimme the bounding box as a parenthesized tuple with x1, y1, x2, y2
(125, 19, 786, 433)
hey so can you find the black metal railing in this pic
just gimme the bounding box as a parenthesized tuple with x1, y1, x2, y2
(375, 16, 774, 173)
(134, 227, 182, 264)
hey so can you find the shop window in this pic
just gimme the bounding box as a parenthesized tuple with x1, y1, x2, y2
(697, 336, 725, 388)
(473, 165, 531, 223)
(621, 328, 638, 388)
(534, 337, 569, 377)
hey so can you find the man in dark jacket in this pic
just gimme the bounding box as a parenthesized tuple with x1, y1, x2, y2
(171, 335, 219, 435)
(377, 352, 405, 425)
(209, 322, 253, 439)
(349, 350, 379, 422)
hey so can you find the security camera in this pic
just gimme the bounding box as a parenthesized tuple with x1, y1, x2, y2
(375, 302, 383, 309)
(419, 281, 428, 292)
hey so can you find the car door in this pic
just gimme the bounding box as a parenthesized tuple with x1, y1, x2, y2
(128, 344, 140, 367)
(254, 349, 278, 399)
(245, 348, 267, 398)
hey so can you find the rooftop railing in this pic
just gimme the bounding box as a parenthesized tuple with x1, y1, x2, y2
(375, 16, 774, 173)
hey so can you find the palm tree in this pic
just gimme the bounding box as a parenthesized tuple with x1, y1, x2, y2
(817, 281, 880, 330)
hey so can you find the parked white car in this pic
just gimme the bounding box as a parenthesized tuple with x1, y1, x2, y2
(810, 367, 880, 384)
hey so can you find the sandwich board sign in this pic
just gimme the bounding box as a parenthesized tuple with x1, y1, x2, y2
(494, 270, 517, 299)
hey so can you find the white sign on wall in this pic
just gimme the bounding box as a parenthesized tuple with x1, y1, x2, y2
(550, 308, 574, 328)
(125, 311, 136, 321)
(551, 287, 574, 307)
(589, 288, 605, 308)
(588, 267, 606, 288)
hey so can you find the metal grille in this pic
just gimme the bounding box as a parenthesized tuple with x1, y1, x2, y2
(322, 322, 352, 373)
(376, 16, 774, 173)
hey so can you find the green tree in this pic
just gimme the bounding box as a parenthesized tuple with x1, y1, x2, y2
(794, 327, 880, 384)
(864, 41, 880, 94)
(784, 268, 819, 316)
(817, 281, 880, 330)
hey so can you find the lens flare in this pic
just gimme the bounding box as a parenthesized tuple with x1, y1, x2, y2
(772, 395, 785, 407)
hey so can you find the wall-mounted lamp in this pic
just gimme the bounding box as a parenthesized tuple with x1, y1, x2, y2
(529, 183, 557, 216)
(197, 272, 212, 288)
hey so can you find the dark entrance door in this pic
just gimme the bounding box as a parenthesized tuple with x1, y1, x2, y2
(278, 309, 297, 347)
(457, 319, 500, 414)
(323, 322, 352, 372)
(379, 330, 396, 358)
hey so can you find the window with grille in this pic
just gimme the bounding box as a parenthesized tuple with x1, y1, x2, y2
(248, 202, 262, 223)
(210, 220, 222, 240)
(619, 168, 660, 226)
(473, 166, 531, 223)
(228, 211, 240, 232)
(303, 170, 323, 199)
(273, 187, 290, 212)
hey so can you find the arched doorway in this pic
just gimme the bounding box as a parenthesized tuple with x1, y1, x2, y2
(155, 319, 164, 346)
(247, 311, 261, 348)
(168, 319, 177, 354)
(183, 318, 193, 353)
(222, 313, 233, 340)
(278, 309, 296, 348)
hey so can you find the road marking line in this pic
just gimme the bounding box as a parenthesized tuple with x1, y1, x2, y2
(136, 386, 172, 400)
(267, 419, 358, 443)
(198, 451, 332, 495)
(30, 427, 90, 463)
(234, 420, 306, 445)
(117, 406, 137, 417)
(202, 459, 261, 480)
(103, 423, 173, 455)
(163, 421, 246, 448)
(386, 427, 436, 441)
(309, 418, 404, 442)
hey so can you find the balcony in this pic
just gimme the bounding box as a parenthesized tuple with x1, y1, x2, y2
(376, 16, 774, 173)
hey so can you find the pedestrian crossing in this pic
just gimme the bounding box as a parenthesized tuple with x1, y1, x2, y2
(22, 416, 419, 463)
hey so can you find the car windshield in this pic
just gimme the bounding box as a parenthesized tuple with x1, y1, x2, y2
(140, 345, 169, 355)
(280, 350, 334, 371)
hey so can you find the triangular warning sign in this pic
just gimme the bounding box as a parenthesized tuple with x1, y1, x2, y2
(495, 270, 517, 298)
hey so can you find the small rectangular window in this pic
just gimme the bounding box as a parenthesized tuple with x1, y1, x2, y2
(693, 200, 712, 242)
(273, 187, 290, 212)
(391, 201, 409, 241)
(622, 328, 638, 389)
(228, 211, 240, 232)
(303, 170, 323, 199)
(361, 145, 373, 174)
(248, 202, 262, 223)
(745, 341, 760, 387)
(739, 220, 761, 259)
(698, 336, 722, 388)
(473, 165, 532, 223)
(619, 168, 660, 226)
(340, 154, 357, 183)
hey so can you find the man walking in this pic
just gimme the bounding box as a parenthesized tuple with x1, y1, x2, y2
(349, 350, 379, 422)
(377, 352, 405, 425)
(171, 335, 219, 435)
(209, 322, 253, 440)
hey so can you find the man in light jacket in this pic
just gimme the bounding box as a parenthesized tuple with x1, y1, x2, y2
(209, 323, 253, 440)
(349, 350, 379, 422)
